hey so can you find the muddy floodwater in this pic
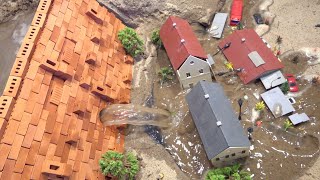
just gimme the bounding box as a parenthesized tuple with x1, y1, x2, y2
(0, 9, 35, 94)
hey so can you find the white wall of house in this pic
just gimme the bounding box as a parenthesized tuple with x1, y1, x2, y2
(210, 146, 250, 166)
(177, 55, 212, 89)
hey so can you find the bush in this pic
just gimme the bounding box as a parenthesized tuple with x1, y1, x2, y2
(283, 119, 293, 131)
(151, 29, 162, 47)
(280, 81, 289, 94)
(255, 101, 265, 111)
(158, 67, 174, 84)
(224, 62, 234, 71)
(206, 163, 252, 180)
(118, 27, 144, 57)
(99, 150, 139, 180)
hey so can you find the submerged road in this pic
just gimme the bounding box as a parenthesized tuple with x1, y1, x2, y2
(0, 10, 35, 94)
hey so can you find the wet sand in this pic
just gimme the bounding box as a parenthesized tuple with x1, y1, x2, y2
(0, 9, 35, 94)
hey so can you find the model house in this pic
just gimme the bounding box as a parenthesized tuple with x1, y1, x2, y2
(218, 29, 284, 84)
(186, 81, 251, 166)
(160, 16, 212, 89)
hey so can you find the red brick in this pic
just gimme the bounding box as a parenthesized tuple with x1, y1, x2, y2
(56, 61, 74, 80)
(22, 124, 37, 148)
(31, 155, 45, 179)
(39, 133, 52, 155)
(91, 28, 102, 44)
(11, 98, 27, 121)
(44, 111, 57, 134)
(40, 57, 59, 74)
(10, 58, 28, 77)
(25, 92, 38, 113)
(24, 26, 41, 43)
(24, 141, 40, 166)
(50, 26, 60, 43)
(79, 75, 92, 89)
(86, 122, 95, 143)
(1, 159, 15, 179)
(50, 122, 62, 144)
(17, 112, 31, 136)
(36, 0, 52, 13)
(74, 40, 83, 55)
(30, 103, 44, 125)
(31, 73, 44, 93)
(46, 14, 57, 31)
(14, 147, 29, 173)
(33, 118, 46, 142)
(73, 100, 86, 116)
(0, 96, 15, 120)
(0, 118, 7, 138)
(8, 134, 24, 160)
(43, 71, 53, 85)
(0, 144, 11, 171)
(21, 165, 33, 179)
(41, 160, 72, 177)
(54, 134, 67, 157)
(16, 42, 34, 61)
(54, 34, 66, 52)
(31, 12, 47, 27)
(37, 84, 49, 105)
(49, 84, 63, 105)
(85, 8, 103, 25)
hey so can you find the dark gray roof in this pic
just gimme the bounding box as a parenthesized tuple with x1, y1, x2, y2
(186, 81, 251, 159)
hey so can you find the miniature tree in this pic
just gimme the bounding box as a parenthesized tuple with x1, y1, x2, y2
(255, 101, 265, 111)
(99, 150, 139, 180)
(206, 163, 252, 180)
(151, 29, 162, 48)
(118, 27, 144, 57)
(283, 119, 293, 131)
(158, 67, 174, 84)
(224, 62, 234, 71)
(280, 81, 289, 94)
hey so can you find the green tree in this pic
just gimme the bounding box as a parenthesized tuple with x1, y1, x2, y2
(151, 29, 162, 48)
(99, 150, 139, 180)
(283, 119, 293, 131)
(118, 27, 144, 57)
(205, 163, 252, 180)
(280, 81, 289, 94)
(158, 67, 174, 84)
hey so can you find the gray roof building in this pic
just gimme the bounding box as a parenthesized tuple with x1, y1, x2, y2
(186, 81, 251, 161)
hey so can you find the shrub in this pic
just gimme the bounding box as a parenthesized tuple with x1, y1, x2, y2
(99, 150, 139, 180)
(118, 27, 144, 57)
(158, 67, 174, 84)
(206, 163, 252, 180)
(280, 81, 289, 94)
(283, 119, 293, 131)
(224, 62, 234, 71)
(255, 101, 265, 111)
(151, 29, 162, 47)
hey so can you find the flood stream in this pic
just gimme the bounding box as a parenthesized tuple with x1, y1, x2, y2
(0, 9, 35, 94)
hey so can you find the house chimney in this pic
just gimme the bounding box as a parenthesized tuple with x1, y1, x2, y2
(204, 94, 209, 99)
(181, 39, 185, 43)
(173, 23, 177, 27)
(241, 38, 246, 42)
(216, 121, 222, 127)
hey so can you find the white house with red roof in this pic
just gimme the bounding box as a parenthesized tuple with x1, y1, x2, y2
(160, 16, 212, 89)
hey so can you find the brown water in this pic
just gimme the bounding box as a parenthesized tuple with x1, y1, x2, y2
(0, 9, 35, 94)
(99, 104, 172, 127)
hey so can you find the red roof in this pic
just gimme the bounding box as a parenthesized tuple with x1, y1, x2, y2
(218, 29, 283, 84)
(160, 16, 207, 70)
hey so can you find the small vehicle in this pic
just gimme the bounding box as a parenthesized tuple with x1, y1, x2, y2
(230, 0, 243, 26)
(288, 97, 296, 104)
(285, 74, 299, 92)
(253, 13, 264, 24)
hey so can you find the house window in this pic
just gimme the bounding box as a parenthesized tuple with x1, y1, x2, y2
(225, 155, 229, 158)
(189, 83, 194, 88)
(199, 69, 204, 74)
(186, 73, 191, 78)
(232, 153, 236, 157)
(241, 150, 246, 154)
(216, 158, 220, 161)
(190, 61, 194, 65)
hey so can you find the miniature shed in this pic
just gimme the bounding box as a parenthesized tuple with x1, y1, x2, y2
(160, 16, 212, 89)
(218, 29, 284, 84)
(186, 81, 251, 166)
(261, 87, 295, 118)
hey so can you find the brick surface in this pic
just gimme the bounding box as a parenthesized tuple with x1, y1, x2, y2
(0, 96, 15, 120)
(0, 0, 132, 178)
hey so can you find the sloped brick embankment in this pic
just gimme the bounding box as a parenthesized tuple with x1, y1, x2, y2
(0, 0, 133, 179)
